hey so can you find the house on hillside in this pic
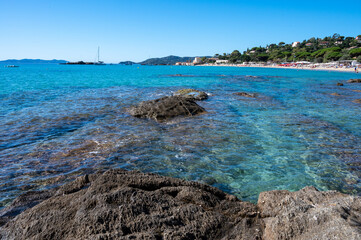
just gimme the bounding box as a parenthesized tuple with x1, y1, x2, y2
(306, 43, 313, 47)
(193, 57, 202, 65)
(335, 41, 343, 45)
(319, 41, 329, 46)
(215, 60, 229, 64)
(292, 42, 300, 47)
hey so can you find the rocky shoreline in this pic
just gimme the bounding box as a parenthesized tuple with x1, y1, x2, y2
(1, 169, 360, 240)
(1, 83, 361, 239)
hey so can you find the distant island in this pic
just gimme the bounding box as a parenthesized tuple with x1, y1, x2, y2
(138, 55, 204, 65)
(118, 61, 136, 65)
(60, 61, 105, 65)
(0, 59, 67, 64)
(119, 55, 211, 66)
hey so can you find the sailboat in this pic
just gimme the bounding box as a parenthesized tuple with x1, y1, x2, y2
(94, 47, 106, 65)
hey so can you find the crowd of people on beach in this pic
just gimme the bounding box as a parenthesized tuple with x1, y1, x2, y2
(199, 61, 360, 73)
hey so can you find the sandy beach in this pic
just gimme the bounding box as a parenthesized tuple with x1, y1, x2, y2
(198, 63, 360, 73)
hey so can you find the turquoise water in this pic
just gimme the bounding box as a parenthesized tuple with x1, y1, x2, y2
(1, 64, 361, 206)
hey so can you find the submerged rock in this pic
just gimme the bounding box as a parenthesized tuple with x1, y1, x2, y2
(1, 170, 361, 239)
(337, 82, 344, 86)
(353, 99, 361, 104)
(166, 74, 196, 77)
(127, 96, 206, 121)
(330, 92, 341, 96)
(174, 89, 208, 101)
(233, 92, 258, 98)
(347, 79, 361, 83)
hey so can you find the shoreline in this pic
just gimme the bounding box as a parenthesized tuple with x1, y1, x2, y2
(197, 63, 359, 73)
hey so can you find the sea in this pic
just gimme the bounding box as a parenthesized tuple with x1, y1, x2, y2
(1, 64, 361, 207)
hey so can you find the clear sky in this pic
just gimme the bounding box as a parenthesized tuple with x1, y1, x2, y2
(1, 0, 360, 63)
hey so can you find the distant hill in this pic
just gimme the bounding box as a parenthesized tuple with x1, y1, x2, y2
(0, 59, 67, 64)
(119, 61, 137, 65)
(139, 55, 203, 65)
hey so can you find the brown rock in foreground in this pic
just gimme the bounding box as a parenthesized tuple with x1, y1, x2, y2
(0, 170, 262, 240)
(127, 96, 206, 121)
(259, 186, 361, 240)
(1, 170, 361, 240)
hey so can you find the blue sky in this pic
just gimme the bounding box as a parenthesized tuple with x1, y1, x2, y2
(1, 0, 360, 62)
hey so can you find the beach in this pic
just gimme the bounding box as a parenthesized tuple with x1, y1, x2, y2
(199, 63, 359, 73)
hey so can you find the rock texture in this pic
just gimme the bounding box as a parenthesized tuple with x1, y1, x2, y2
(174, 89, 208, 101)
(127, 96, 206, 121)
(347, 79, 361, 83)
(1, 170, 361, 240)
(337, 82, 344, 86)
(353, 99, 361, 104)
(258, 186, 361, 240)
(0, 170, 262, 240)
(233, 92, 258, 98)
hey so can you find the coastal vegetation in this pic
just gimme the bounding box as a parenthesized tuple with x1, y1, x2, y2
(212, 34, 361, 63)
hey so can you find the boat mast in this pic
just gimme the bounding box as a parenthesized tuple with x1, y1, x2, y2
(97, 46, 100, 62)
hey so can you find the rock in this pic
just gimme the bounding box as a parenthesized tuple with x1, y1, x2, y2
(353, 99, 361, 104)
(127, 96, 206, 121)
(337, 82, 344, 86)
(245, 75, 258, 78)
(166, 74, 196, 77)
(330, 93, 341, 96)
(0, 190, 55, 227)
(174, 89, 208, 101)
(233, 92, 258, 98)
(258, 186, 361, 240)
(352, 90, 361, 93)
(0, 170, 262, 240)
(347, 79, 361, 83)
(1, 171, 361, 240)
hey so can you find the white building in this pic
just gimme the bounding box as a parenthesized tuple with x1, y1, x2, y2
(292, 42, 300, 47)
(215, 60, 229, 64)
(193, 57, 202, 64)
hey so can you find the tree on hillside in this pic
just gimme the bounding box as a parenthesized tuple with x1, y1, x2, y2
(349, 48, 361, 58)
(229, 50, 242, 63)
(295, 52, 311, 61)
(325, 51, 342, 61)
(332, 33, 340, 39)
(257, 53, 269, 62)
(241, 54, 251, 62)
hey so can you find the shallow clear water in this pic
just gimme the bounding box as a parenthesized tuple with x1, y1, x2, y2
(1, 64, 361, 205)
